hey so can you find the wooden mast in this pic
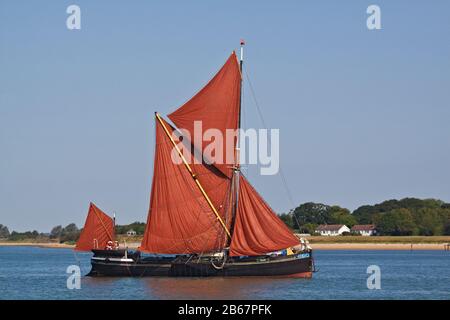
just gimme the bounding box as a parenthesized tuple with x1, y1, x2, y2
(229, 40, 245, 245)
(155, 112, 232, 239)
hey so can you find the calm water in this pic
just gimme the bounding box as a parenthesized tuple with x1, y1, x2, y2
(0, 246, 449, 300)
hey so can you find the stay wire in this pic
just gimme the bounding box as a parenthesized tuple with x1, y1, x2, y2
(244, 69, 301, 230)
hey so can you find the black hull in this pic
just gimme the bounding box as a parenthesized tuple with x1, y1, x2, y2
(87, 251, 314, 278)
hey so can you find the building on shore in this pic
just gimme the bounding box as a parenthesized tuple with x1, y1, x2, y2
(351, 224, 377, 236)
(315, 224, 350, 236)
(126, 229, 137, 237)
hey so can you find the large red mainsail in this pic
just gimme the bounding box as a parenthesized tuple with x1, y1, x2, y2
(229, 175, 300, 256)
(139, 117, 230, 254)
(75, 202, 115, 251)
(168, 52, 241, 178)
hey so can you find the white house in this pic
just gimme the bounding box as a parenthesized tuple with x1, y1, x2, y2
(351, 224, 376, 236)
(315, 224, 350, 236)
(126, 229, 137, 237)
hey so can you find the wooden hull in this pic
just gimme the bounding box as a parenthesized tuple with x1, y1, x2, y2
(87, 251, 314, 278)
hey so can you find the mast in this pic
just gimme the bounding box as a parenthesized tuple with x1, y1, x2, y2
(238, 40, 244, 129)
(229, 40, 245, 245)
(113, 211, 116, 239)
(163, 49, 243, 251)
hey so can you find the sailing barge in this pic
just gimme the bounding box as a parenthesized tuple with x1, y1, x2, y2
(76, 43, 314, 278)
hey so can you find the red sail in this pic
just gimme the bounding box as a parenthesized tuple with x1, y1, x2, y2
(75, 202, 115, 251)
(229, 176, 300, 256)
(168, 52, 241, 178)
(139, 117, 230, 254)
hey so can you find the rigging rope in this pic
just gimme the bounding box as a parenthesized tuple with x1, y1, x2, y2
(244, 69, 301, 230)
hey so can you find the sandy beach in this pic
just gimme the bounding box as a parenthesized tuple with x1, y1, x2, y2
(0, 242, 74, 249)
(1, 241, 448, 250)
(311, 243, 448, 250)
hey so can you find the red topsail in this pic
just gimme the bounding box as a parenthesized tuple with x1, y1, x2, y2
(168, 52, 241, 178)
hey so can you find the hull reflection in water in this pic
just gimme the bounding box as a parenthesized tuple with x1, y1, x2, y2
(139, 275, 311, 300)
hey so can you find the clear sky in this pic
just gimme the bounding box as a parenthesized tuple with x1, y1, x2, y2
(1, 0, 449, 232)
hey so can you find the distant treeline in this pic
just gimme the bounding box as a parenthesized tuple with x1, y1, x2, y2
(115, 222, 146, 235)
(0, 221, 146, 243)
(0, 223, 82, 243)
(279, 198, 450, 236)
(2, 198, 449, 242)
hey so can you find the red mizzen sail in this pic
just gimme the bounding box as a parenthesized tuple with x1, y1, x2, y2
(229, 175, 300, 256)
(168, 52, 241, 178)
(139, 117, 230, 254)
(75, 202, 115, 252)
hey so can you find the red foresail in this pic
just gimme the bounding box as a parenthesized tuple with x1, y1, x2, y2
(168, 52, 241, 178)
(139, 117, 231, 254)
(229, 175, 300, 256)
(75, 202, 115, 251)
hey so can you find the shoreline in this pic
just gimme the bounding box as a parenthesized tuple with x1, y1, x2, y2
(1, 242, 448, 251)
(0, 242, 74, 249)
(311, 243, 448, 250)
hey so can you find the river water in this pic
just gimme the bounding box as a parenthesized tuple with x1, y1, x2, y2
(0, 246, 449, 299)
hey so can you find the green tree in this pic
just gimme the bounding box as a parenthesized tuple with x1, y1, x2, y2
(292, 202, 332, 226)
(399, 198, 442, 210)
(352, 197, 450, 236)
(63, 223, 78, 233)
(329, 206, 357, 227)
(444, 219, 450, 235)
(352, 205, 377, 224)
(298, 223, 317, 235)
(375, 208, 416, 236)
(278, 213, 294, 229)
(0, 224, 10, 238)
(50, 225, 63, 239)
(413, 208, 447, 235)
(8, 230, 41, 241)
(353, 199, 401, 224)
(60, 223, 80, 243)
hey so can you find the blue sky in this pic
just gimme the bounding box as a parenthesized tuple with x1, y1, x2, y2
(1, 0, 449, 232)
